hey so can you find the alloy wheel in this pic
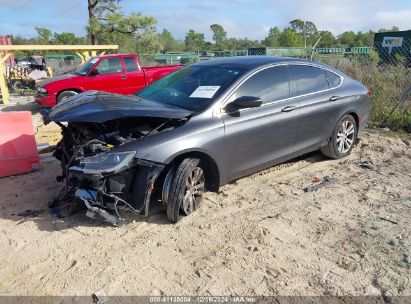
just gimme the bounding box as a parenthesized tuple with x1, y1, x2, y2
(181, 167, 205, 215)
(336, 120, 355, 153)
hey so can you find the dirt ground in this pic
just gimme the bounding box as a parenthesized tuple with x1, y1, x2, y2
(0, 97, 410, 297)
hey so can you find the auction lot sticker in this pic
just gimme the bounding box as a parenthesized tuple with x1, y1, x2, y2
(190, 86, 221, 98)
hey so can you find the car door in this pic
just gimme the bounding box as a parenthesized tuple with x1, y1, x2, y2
(221, 65, 300, 181)
(121, 55, 147, 94)
(289, 64, 344, 153)
(84, 57, 126, 94)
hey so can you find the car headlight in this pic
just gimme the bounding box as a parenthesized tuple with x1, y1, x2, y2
(37, 87, 48, 94)
(71, 151, 136, 175)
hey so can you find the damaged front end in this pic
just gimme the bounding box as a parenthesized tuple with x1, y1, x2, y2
(67, 151, 164, 227)
(45, 92, 191, 226)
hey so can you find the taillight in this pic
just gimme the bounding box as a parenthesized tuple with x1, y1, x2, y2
(367, 88, 371, 97)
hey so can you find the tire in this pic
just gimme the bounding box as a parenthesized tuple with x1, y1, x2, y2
(165, 158, 205, 223)
(57, 90, 78, 104)
(321, 114, 357, 159)
(9, 80, 24, 93)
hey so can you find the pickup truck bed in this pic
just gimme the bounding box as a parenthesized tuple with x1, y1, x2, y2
(142, 65, 182, 86)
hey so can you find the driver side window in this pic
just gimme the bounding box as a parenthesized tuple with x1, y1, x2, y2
(95, 58, 123, 75)
(233, 65, 290, 104)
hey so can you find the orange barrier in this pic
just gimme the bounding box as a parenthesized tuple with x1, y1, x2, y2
(0, 111, 40, 177)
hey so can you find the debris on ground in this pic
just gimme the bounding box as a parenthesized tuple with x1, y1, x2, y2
(359, 160, 377, 171)
(303, 176, 336, 192)
(379, 217, 398, 225)
(372, 126, 390, 132)
(402, 139, 410, 147)
(11, 209, 45, 218)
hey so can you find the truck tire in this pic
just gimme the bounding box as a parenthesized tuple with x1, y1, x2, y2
(321, 114, 357, 159)
(165, 158, 205, 223)
(9, 80, 23, 93)
(57, 90, 78, 104)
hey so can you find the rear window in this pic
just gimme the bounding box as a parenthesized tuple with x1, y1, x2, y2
(324, 70, 341, 88)
(123, 56, 138, 72)
(290, 65, 329, 96)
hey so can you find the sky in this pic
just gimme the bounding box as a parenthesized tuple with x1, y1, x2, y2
(0, 0, 410, 41)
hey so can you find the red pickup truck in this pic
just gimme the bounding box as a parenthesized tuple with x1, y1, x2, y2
(35, 54, 182, 107)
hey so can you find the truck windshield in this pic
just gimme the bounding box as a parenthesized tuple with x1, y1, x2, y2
(72, 57, 99, 76)
(136, 65, 245, 112)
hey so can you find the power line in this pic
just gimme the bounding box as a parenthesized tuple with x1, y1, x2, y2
(0, 0, 32, 19)
(48, 0, 85, 21)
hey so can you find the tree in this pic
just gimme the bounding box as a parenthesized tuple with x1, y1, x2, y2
(90, 7, 160, 53)
(53, 32, 86, 44)
(87, 0, 121, 45)
(184, 29, 205, 51)
(101, 12, 156, 37)
(279, 28, 303, 47)
(378, 26, 399, 33)
(34, 27, 52, 44)
(210, 24, 227, 50)
(339, 31, 357, 47)
(317, 31, 336, 47)
(262, 27, 281, 47)
(289, 19, 317, 47)
(357, 30, 374, 46)
(159, 29, 183, 52)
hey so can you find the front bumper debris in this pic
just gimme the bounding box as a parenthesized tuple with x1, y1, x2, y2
(52, 159, 165, 226)
(75, 189, 125, 227)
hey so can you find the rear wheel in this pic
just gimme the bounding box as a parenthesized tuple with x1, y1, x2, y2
(57, 90, 78, 104)
(321, 114, 357, 159)
(165, 158, 205, 223)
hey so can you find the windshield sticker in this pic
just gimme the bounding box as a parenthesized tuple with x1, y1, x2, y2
(190, 86, 221, 98)
(90, 58, 99, 64)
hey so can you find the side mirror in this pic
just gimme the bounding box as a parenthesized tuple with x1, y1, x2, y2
(230, 96, 262, 109)
(89, 69, 99, 76)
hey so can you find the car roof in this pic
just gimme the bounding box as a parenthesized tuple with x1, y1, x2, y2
(193, 56, 315, 70)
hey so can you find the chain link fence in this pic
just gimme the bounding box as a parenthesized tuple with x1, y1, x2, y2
(310, 41, 411, 130)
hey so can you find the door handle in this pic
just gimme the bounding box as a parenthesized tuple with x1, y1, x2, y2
(329, 96, 341, 101)
(281, 105, 297, 112)
(121, 75, 127, 79)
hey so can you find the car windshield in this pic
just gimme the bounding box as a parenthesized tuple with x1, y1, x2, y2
(136, 65, 246, 112)
(72, 57, 100, 76)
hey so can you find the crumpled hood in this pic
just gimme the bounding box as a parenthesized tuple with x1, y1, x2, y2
(48, 91, 192, 123)
(37, 73, 77, 87)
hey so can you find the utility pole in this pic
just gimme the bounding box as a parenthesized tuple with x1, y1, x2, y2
(88, 0, 98, 45)
(304, 20, 307, 48)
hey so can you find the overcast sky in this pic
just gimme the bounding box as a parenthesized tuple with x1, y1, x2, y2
(1, 0, 410, 40)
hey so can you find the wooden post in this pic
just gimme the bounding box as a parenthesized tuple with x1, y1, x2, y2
(0, 52, 12, 104)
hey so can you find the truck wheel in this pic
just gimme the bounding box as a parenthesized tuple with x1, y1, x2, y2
(9, 80, 23, 93)
(57, 90, 78, 104)
(321, 114, 357, 159)
(165, 158, 205, 223)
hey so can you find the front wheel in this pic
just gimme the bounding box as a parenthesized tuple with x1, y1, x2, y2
(56, 90, 78, 104)
(165, 158, 205, 223)
(321, 114, 357, 159)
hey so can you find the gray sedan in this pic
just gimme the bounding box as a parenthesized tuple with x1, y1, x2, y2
(47, 56, 370, 225)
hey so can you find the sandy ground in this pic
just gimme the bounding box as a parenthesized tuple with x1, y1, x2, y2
(0, 97, 410, 297)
